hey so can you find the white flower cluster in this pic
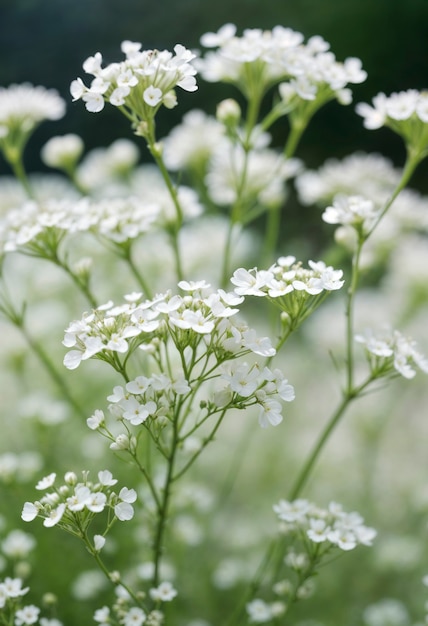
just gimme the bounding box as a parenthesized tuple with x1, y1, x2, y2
(322, 194, 381, 234)
(0, 84, 65, 139)
(232, 257, 344, 299)
(205, 141, 301, 207)
(63, 281, 275, 370)
(356, 89, 428, 129)
(246, 598, 285, 623)
(218, 363, 295, 428)
(21, 470, 137, 529)
(273, 499, 377, 551)
(74, 139, 140, 193)
(0, 195, 160, 254)
(93, 582, 176, 626)
(71, 41, 197, 115)
(355, 328, 428, 379)
(295, 152, 401, 207)
(0, 577, 29, 608)
(0, 451, 43, 484)
(197, 24, 366, 102)
(231, 257, 344, 329)
(41, 133, 84, 170)
(92, 371, 191, 430)
(162, 109, 225, 171)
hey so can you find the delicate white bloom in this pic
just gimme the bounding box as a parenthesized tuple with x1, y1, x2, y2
(43, 503, 66, 527)
(1, 577, 30, 598)
(94, 606, 110, 624)
(35, 473, 56, 490)
(363, 599, 410, 626)
(143, 86, 163, 107)
(93, 535, 106, 552)
(2, 530, 36, 558)
(246, 599, 274, 623)
(115, 487, 137, 521)
(322, 194, 380, 232)
(87, 409, 105, 430)
(71, 42, 197, 119)
(14, 605, 40, 626)
(273, 499, 311, 523)
(0, 84, 65, 135)
(41, 134, 84, 168)
(21, 502, 39, 522)
(355, 328, 428, 379)
(122, 607, 146, 626)
(149, 581, 178, 602)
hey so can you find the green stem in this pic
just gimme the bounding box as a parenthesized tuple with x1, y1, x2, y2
(261, 121, 305, 266)
(147, 138, 184, 282)
(21, 323, 88, 420)
(8, 151, 34, 199)
(122, 245, 153, 299)
(366, 150, 421, 240)
(152, 417, 179, 586)
(288, 383, 367, 501)
(345, 239, 363, 393)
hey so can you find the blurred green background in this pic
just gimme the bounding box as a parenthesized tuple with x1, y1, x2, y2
(1, 0, 428, 183)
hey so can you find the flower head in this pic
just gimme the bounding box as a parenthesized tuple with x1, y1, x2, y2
(71, 42, 197, 126)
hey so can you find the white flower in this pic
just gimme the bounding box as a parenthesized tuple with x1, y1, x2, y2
(2, 577, 29, 598)
(87, 409, 105, 430)
(2, 530, 36, 558)
(98, 470, 117, 487)
(307, 518, 330, 543)
(94, 606, 110, 624)
(43, 503, 66, 527)
(258, 398, 283, 428)
(41, 134, 84, 168)
(21, 502, 39, 522)
(14, 605, 40, 626)
(143, 86, 163, 107)
(93, 535, 106, 552)
(149, 581, 178, 602)
(35, 473, 56, 490)
(221, 363, 260, 397)
(115, 487, 137, 521)
(121, 607, 146, 626)
(246, 599, 273, 623)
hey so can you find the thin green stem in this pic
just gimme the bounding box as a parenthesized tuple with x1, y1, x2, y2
(345, 239, 363, 393)
(152, 417, 179, 586)
(261, 121, 305, 266)
(8, 151, 34, 198)
(288, 381, 369, 501)
(122, 245, 153, 299)
(21, 323, 88, 420)
(366, 150, 421, 240)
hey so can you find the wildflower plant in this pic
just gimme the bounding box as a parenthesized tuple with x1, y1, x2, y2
(0, 20, 427, 626)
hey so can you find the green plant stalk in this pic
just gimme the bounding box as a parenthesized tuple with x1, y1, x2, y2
(146, 135, 185, 282)
(152, 415, 179, 587)
(20, 324, 88, 421)
(220, 91, 263, 288)
(121, 244, 153, 299)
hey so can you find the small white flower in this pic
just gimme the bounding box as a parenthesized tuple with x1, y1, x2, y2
(143, 86, 163, 107)
(149, 581, 178, 602)
(35, 473, 56, 490)
(43, 503, 66, 528)
(21, 502, 39, 522)
(93, 535, 106, 552)
(87, 409, 105, 430)
(14, 604, 40, 626)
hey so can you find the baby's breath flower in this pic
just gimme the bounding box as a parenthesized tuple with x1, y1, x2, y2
(355, 328, 428, 379)
(149, 581, 177, 602)
(41, 134, 84, 170)
(356, 89, 428, 159)
(71, 42, 197, 126)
